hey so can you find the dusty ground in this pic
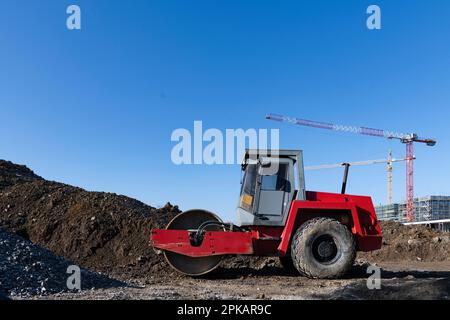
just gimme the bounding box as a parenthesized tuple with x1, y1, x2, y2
(17, 260, 450, 300)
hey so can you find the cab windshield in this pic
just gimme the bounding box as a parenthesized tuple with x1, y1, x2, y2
(239, 164, 257, 212)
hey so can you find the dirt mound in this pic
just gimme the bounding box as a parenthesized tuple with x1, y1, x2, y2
(0, 160, 180, 281)
(0, 228, 124, 297)
(0, 160, 42, 191)
(359, 220, 450, 263)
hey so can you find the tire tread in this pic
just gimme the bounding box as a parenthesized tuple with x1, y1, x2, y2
(291, 217, 356, 279)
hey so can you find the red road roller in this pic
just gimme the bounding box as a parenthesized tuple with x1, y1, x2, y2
(151, 149, 382, 278)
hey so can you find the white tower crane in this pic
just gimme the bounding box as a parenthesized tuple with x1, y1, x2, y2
(304, 151, 412, 205)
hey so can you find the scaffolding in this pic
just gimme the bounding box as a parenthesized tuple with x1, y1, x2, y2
(375, 196, 450, 223)
(375, 203, 400, 221)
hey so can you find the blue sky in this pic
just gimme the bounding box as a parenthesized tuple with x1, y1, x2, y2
(1, 1, 449, 222)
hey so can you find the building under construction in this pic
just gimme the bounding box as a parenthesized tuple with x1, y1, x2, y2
(375, 196, 450, 231)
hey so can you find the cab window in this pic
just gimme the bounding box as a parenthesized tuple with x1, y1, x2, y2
(260, 163, 288, 191)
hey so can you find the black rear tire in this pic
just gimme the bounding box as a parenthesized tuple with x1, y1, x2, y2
(291, 217, 356, 279)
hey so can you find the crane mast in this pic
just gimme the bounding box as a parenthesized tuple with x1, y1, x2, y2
(387, 150, 393, 205)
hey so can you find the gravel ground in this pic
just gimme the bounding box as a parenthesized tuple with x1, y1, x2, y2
(0, 228, 125, 298)
(2, 224, 450, 300)
(14, 261, 450, 300)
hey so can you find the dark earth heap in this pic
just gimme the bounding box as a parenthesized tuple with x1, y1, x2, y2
(0, 160, 180, 284)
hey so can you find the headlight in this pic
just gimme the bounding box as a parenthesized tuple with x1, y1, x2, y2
(240, 194, 253, 210)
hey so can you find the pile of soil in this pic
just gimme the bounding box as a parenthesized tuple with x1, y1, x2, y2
(359, 220, 450, 263)
(0, 160, 180, 281)
(0, 160, 43, 190)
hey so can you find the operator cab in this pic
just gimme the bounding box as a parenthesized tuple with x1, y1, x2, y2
(237, 149, 306, 227)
